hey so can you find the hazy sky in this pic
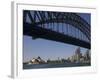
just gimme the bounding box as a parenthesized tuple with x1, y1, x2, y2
(23, 11, 90, 62)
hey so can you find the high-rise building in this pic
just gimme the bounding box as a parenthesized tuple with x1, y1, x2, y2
(70, 47, 82, 63)
(84, 50, 90, 61)
(74, 47, 82, 62)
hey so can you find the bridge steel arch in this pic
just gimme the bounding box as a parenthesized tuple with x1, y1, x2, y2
(23, 10, 91, 49)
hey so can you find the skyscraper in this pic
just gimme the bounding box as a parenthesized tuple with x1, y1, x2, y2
(75, 47, 82, 62)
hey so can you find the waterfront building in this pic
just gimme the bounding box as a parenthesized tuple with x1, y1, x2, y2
(83, 50, 91, 63)
(70, 47, 82, 63)
(84, 50, 90, 60)
(28, 56, 46, 64)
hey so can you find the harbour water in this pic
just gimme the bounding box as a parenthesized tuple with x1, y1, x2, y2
(23, 63, 90, 69)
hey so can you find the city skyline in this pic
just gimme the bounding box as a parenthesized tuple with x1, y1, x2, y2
(23, 36, 89, 62)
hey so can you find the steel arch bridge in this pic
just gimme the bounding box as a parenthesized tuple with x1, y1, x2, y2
(23, 10, 91, 49)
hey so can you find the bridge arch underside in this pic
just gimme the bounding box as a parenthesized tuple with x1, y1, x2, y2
(23, 11, 91, 49)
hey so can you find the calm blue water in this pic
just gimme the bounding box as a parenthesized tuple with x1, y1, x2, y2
(23, 63, 90, 69)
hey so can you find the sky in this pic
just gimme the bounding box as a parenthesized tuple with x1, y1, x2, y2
(23, 11, 91, 62)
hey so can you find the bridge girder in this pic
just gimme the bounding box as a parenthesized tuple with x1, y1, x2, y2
(23, 10, 91, 49)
